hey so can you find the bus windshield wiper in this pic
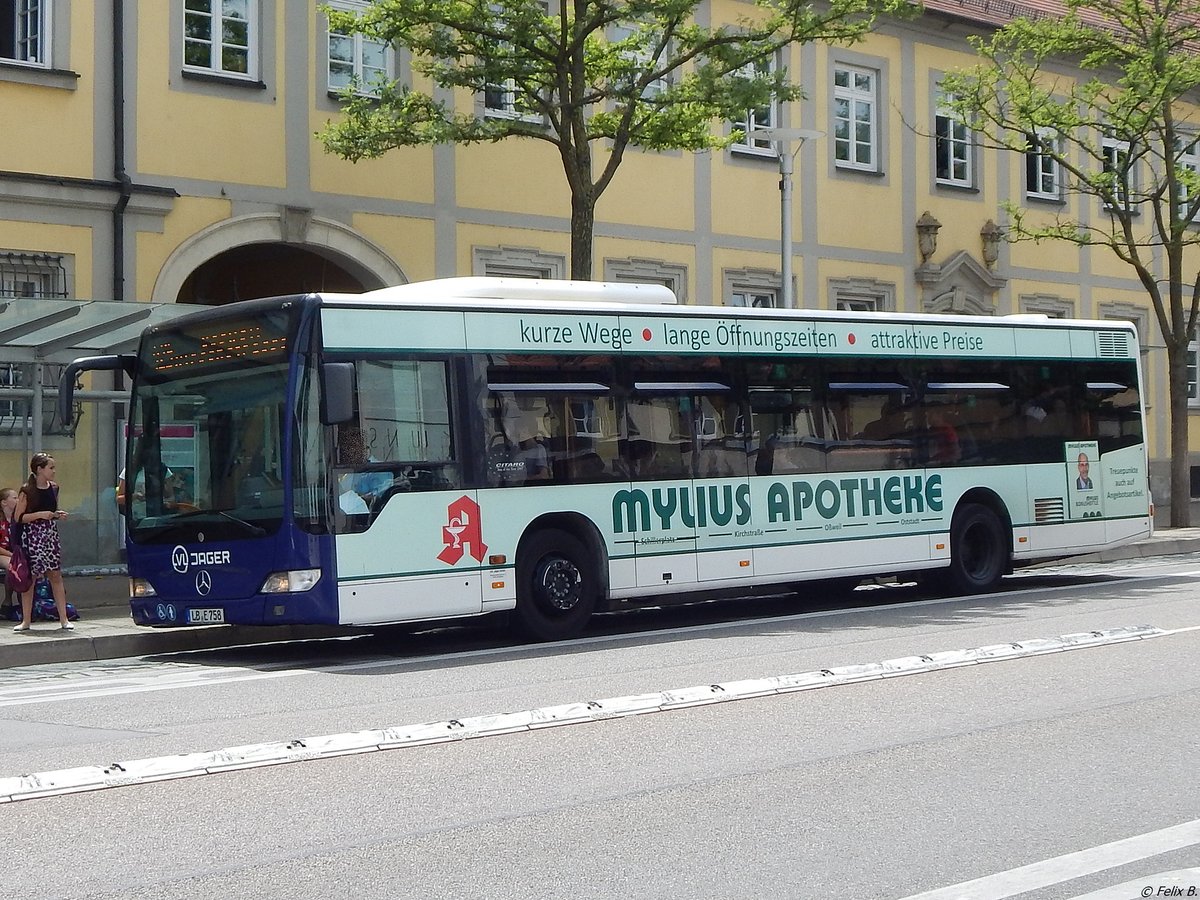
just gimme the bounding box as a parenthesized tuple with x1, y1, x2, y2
(140, 507, 266, 539)
(212, 510, 267, 537)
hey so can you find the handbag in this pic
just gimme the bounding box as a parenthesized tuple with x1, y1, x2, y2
(5, 545, 31, 594)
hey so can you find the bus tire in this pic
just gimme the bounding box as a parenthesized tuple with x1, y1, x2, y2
(515, 529, 597, 641)
(942, 503, 1007, 594)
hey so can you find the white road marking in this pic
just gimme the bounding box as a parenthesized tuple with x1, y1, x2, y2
(898, 822, 1200, 900)
(0, 624, 1182, 803)
(0, 662, 316, 708)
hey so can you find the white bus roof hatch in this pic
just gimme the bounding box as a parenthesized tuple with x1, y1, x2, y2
(360, 276, 678, 306)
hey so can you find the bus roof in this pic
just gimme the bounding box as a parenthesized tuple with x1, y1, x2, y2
(315, 277, 1137, 337)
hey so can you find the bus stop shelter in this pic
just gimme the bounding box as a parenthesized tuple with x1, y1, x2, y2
(0, 298, 202, 566)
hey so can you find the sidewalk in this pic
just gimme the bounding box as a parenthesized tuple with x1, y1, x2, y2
(2, 528, 1199, 670)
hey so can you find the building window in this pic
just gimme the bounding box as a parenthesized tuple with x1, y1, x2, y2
(830, 276, 894, 312)
(603, 258, 686, 303)
(1187, 328, 1200, 406)
(730, 58, 775, 154)
(833, 64, 877, 171)
(0, 0, 48, 65)
(483, 2, 545, 121)
(1026, 129, 1062, 201)
(1176, 137, 1199, 221)
(472, 246, 565, 279)
(327, 2, 390, 96)
(0, 363, 22, 419)
(730, 289, 777, 308)
(0, 251, 67, 298)
(612, 22, 668, 102)
(1101, 131, 1134, 210)
(1020, 294, 1075, 318)
(184, 0, 256, 78)
(723, 268, 779, 308)
(0, 362, 72, 434)
(836, 296, 878, 312)
(935, 95, 972, 187)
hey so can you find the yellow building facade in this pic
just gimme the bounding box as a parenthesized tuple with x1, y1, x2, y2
(0, 0, 1193, 564)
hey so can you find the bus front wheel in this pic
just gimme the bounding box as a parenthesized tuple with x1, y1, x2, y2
(942, 503, 1007, 594)
(515, 529, 597, 641)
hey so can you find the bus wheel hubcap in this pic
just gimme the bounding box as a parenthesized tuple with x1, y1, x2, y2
(538, 558, 581, 611)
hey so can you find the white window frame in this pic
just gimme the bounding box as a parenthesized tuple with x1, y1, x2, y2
(611, 22, 669, 102)
(183, 0, 258, 79)
(1101, 131, 1134, 210)
(326, 2, 391, 97)
(935, 94, 972, 187)
(472, 245, 566, 279)
(0, 363, 23, 419)
(1176, 137, 1200, 222)
(833, 64, 877, 172)
(830, 276, 895, 312)
(724, 268, 779, 308)
(730, 58, 776, 155)
(1026, 129, 1063, 201)
(483, 2, 545, 122)
(1, 0, 50, 66)
(729, 289, 778, 308)
(1189, 329, 1200, 405)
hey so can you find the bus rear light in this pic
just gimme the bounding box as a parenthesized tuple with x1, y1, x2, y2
(130, 578, 157, 598)
(489, 555, 507, 566)
(261, 569, 322, 594)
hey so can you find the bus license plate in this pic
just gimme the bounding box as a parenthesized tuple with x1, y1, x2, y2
(188, 608, 225, 624)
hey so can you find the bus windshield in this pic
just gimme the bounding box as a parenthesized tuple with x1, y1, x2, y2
(126, 309, 298, 543)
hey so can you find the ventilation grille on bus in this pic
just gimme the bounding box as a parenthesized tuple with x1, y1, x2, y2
(1097, 331, 1131, 358)
(1034, 498, 1065, 523)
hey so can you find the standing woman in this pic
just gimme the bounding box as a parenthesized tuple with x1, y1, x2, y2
(11, 452, 72, 632)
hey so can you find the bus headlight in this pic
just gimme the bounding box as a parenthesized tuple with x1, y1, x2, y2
(130, 578, 157, 598)
(260, 569, 322, 593)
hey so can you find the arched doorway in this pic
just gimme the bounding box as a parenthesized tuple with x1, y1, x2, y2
(151, 213, 408, 304)
(178, 243, 366, 304)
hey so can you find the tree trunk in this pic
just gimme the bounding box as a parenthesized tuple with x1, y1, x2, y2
(1166, 342, 1192, 526)
(569, 190, 594, 281)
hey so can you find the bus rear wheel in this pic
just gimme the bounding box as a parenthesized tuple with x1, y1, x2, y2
(941, 503, 1007, 594)
(515, 529, 597, 641)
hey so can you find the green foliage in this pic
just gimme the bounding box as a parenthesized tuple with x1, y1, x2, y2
(318, 0, 909, 278)
(942, 0, 1200, 249)
(942, 0, 1200, 524)
(319, 0, 910, 173)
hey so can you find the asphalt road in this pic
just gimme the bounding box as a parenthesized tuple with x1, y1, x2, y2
(1, 555, 1198, 900)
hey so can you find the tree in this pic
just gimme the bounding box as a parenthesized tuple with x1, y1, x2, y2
(319, 0, 909, 280)
(941, 0, 1200, 526)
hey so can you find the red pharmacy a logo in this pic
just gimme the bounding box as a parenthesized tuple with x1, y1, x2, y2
(437, 496, 488, 565)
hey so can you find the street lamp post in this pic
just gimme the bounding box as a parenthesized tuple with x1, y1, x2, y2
(753, 127, 823, 309)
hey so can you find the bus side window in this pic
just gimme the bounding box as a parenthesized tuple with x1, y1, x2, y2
(620, 397, 689, 480)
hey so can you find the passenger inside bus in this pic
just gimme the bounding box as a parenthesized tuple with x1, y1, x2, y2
(861, 395, 909, 442)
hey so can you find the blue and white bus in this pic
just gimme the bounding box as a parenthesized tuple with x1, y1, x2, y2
(62, 277, 1152, 640)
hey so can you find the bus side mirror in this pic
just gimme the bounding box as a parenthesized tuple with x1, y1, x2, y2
(321, 362, 355, 425)
(58, 354, 138, 426)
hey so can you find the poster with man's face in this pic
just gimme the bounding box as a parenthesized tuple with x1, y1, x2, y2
(1066, 440, 1102, 519)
